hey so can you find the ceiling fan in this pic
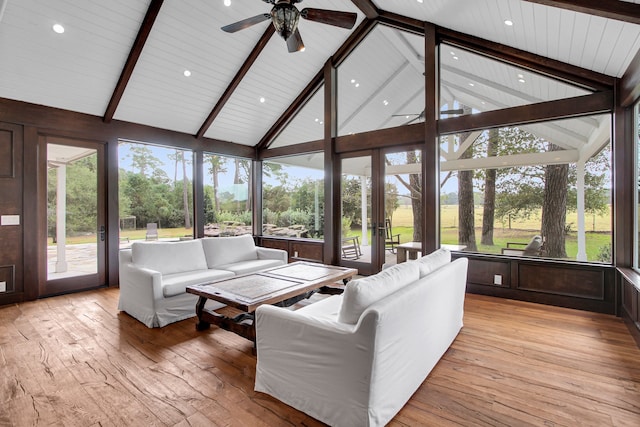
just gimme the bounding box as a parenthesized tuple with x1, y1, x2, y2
(393, 109, 464, 125)
(221, 0, 357, 53)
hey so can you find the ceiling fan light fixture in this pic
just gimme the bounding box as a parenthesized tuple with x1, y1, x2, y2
(272, 3, 299, 40)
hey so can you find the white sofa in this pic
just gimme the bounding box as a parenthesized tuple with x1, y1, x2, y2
(118, 235, 287, 328)
(254, 249, 468, 427)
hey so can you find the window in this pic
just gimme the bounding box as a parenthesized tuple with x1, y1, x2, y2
(118, 141, 193, 242)
(262, 153, 324, 240)
(635, 102, 640, 271)
(202, 153, 252, 237)
(439, 115, 612, 263)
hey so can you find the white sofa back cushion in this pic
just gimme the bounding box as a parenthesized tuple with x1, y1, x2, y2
(416, 248, 451, 277)
(131, 240, 208, 275)
(338, 261, 420, 324)
(201, 235, 258, 268)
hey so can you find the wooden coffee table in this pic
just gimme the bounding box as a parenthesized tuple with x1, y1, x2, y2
(186, 262, 358, 342)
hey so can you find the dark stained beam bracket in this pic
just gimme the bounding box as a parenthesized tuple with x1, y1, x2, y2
(103, 0, 164, 123)
(350, 0, 379, 19)
(522, 0, 640, 25)
(196, 25, 275, 139)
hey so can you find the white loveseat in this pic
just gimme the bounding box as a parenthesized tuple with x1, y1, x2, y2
(254, 249, 468, 427)
(118, 235, 287, 328)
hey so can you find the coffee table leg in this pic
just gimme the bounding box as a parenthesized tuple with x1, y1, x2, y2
(195, 296, 210, 331)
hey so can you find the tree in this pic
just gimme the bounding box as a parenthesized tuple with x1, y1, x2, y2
(126, 144, 162, 177)
(458, 146, 477, 251)
(387, 150, 422, 241)
(181, 151, 191, 229)
(206, 155, 227, 215)
(541, 144, 568, 257)
(481, 129, 498, 245)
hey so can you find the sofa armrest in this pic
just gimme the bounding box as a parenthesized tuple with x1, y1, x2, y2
(119, 263, 164, 301)
(256, 246, 288, 263)
(255, 305, 377, 425)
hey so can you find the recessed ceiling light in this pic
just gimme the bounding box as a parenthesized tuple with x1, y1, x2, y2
(383, 100, 389, 106)
(52, 24, 65, 34)
(183, 70, 191, 77)
(518, 78, 526, 83)
(259, 97, 265, 103)
(453, 56, 459, 60)
(350, 79, 356, 84)
(468, 83, 475, 87)
(315, 118, 319, 122)
(504, 20, 513, 26)
(355, 83, 360, 88)
(417, 0, 424, 3)
(224, 0, 231, 6)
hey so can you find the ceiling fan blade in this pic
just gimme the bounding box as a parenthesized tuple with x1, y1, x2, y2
(392, 113, 420, 117)
(300, 8, 357, 29)
(286, 28, 305, 53)
(221, 13, 271, 33)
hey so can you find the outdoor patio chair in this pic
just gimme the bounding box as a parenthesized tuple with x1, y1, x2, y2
(501, 235, 545, 256)
(385, 218, 401, 253)
(341, 236, 361, 260)
(146, 223, 159, 240)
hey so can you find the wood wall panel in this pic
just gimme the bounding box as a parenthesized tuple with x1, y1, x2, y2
(517, 264, 604, 300)
(258, 237, 324, 263)
(0, 265, 15, 292)
(467, 258, 510, 288)
(0, 122, 23, 303)
(0, 129, 14, 177)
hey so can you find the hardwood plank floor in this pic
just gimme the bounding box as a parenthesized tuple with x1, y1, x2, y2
(1, 289, 639, 426)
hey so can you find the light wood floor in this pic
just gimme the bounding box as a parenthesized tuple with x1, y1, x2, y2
(1, 289, 639, 426)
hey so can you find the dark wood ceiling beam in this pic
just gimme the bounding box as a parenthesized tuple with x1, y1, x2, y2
(350, 0, 379, 19)
(438, 90, 613, 135)
(256, 70, 323, 150)
(437, 27, 615, 92)
(377, 10, 425, 35)
(103, 0, 164, 123)
(196, 25, 275, 139)
(521, 0, 640, 25)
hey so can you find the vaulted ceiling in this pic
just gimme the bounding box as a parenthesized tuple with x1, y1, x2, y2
(0, 0, 638, 151)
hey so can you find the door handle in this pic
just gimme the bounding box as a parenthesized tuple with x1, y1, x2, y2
(99, 225, 105, 242)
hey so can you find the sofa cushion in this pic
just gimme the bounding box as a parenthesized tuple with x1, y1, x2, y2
(201, 235, 258, 268)
(416, 248, 451, 277)
(162, 269, 235, 297)
(338, 261, 420, 324)
(131, 240, 208, 276)
(215, 258, 284, 276)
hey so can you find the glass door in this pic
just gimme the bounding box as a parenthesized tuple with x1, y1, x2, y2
(42, 138, 106, 296)
(339, 148, 423, 275)
(382, 148, 423, 268)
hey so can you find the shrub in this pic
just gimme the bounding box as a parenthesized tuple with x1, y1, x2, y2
(596, 243, 611, 263)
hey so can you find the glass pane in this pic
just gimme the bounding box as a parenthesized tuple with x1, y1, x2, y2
(439, 114, 612, 263)
(203, 153, 252, 237)
(270, 85, 324, 148)
(440, 43, 591, 119)
(384, 150, 422, 266)
(338, 25, 425, 136)
(118, 142, 193, 243)
(341, 156, 372, 261)
(47, 144, 98, 279)
(262, 153, 324, 239)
